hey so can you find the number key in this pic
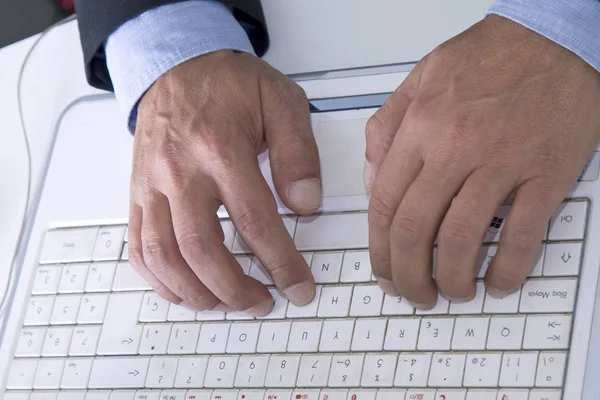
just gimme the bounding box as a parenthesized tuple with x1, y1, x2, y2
(328, 354, 364, 387)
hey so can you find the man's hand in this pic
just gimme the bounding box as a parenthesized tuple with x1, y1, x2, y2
(366, 15, 600, 308)
(128, 50, 321, 315)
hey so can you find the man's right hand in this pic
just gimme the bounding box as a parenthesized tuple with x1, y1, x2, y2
(127, 50, 322, 316)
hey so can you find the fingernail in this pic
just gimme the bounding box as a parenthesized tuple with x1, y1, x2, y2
(440, 292, 475, 304)
(288, 179, 322, 211)
(487, 286, 511, 299)
(363, 160, 374, 191)
(243, 299, 273, 317)
(283, 282, 315, 306)
(180, 301, 198, 311)
(377, 277, 399, 296)
(213, 303, 234, 312)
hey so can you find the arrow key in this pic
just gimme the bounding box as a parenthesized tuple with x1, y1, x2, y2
(523, 315, 571, 350)
(89, 357, 150, 388)
(543, 242, 582, 276)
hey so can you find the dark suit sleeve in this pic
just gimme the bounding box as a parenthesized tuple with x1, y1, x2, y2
(74, 0, 268, 91)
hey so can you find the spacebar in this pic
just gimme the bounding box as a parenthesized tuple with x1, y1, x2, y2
(89, 357, 150, 388)
(294, 212, 368, 251)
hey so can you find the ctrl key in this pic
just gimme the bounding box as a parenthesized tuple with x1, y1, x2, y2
(7, 359, 38, 389)
(529, 390, 561, 400)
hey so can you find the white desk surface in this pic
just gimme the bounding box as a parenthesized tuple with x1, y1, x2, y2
(0, 0, 493, 319)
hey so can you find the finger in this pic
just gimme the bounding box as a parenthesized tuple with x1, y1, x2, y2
(167, 181, 274, 316)
(140, 190, 221, 311)
(390, 164, 469, 309)
(128, 201, 181, 304)
(368, 143, 423, 296)
(485, 178, 557, 297)
(218, 150, 316, 306)
(364, 57, 428, 192)
(436, 168, 515, 302)
(262, 80, 322, 215)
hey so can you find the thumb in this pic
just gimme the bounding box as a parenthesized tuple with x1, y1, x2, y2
(261, 77, 322, 215)
(364, 56, 428, 192)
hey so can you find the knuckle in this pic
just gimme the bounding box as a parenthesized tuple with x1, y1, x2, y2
(365, 114, 384, 139)
(142, 237, 176, 274)
(177, 231, 217, 262)
(501, 223, 541, 255)
(187, 292, 219, 311)
(390, 214, 423, 247)
(261, 256, 294, 282)
(439, 219, 480, 249)
(128, 245, 146, 268)
(368, 190, 397, 229)
(236, 208, 269, 242)
(153, 283, 179, 304)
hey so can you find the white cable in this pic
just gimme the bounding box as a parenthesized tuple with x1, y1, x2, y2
(0, 14, 77, 317)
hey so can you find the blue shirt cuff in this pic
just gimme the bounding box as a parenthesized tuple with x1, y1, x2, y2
(105, 0, 255, 132)
(487, 0, 600, 74)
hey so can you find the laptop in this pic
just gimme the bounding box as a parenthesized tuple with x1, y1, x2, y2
(2, 2, 600, 399)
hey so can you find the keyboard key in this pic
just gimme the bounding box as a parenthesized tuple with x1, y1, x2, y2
(395, 354, 432, 387)
(292, 390, 320, 400)
(61, 358, 94, 389)
(484, 206, 510, 243)
(174, 356, 208, 388)
(319, 390, 348, 400)
(288, 320, 322, 352)
(24, 295, 55, 326)
(449, 282, 485, 315)
(375, 390, 408, 400)
(139, 324, 172, 355)
(328, 354, 364, 387)
(319, 319, 354, 352)
(146, 357, 179, 388)
(167, 303, 197, 322)
(340, 251, 372, 282)
(483, 289, 521, 314)
(384, 318, 420, 351)
(30, 393, 59, 400)
(416, 294, 449, 315)
(112, 262, 152, 291)
(32, 266, 63, 295)
(236, 391, 265, 400)
(85, 262, 117, 292)
(524, 315, 571, 350)
(265, 391, 293, 400)
(41, 326, 73, 356)
(487, 316, 525, 350)
(295, 212, 368, 251)
(40, 227, 98, 264)
(360, 353, 396, 387)
(350, 284, 383, 316)
(346, 390, 377, 400)
(296, 355, 332, 387)
(140, 292, 170, 322)
(196, 309, 225, 321)
(259, 288, 288, 320)
(529, 390, 562, 400)
(543, 242, 582, 276)
(226, 322, 260, 353)
(318, 286, 353, 317)
(519, 278, 577, 313)
(3, 392, 34, 400)
(499, 352, 538, 387)
(476, 245, 496, 278)
(435, 390, 466, 400)
(248, 258, 273, 285)
(158, 391, 187, 400)
(69, 326, 102, 356)
(465, 390, 497, 400)
(265, 355, 301, 388)
(77, 294, 109, 324)
(234, 355, 269, 387)
(451, 317, 489, 350)
(536, 352, 566, 387)
(89, 357, 150, 388)
(197, 323, 231, 354)
(286, 286, 321, 318)
(257, 321, 291, 353)
(96, 292, 144, 356)
(34, 358, 65, 389)
(168, 324, 201, 355)
(220, 220, 236, 252)
(381, 294, 414, 315)
(15, 327, 46, 357)
(7, 359, 38, 389)
(428, 353, 466, 387)
(311, 252, 343, 283)
(121, 244, 129, 260)
(418, 318, 454, 350)
(548, 201, 587, 240)
(351, 318, 386, 351)
(463, 353, 502, 387)
(93, 225, 127, 261)
(50, 295, 82, 325)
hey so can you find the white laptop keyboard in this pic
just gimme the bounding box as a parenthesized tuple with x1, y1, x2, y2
(3, 199, 589, 400)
